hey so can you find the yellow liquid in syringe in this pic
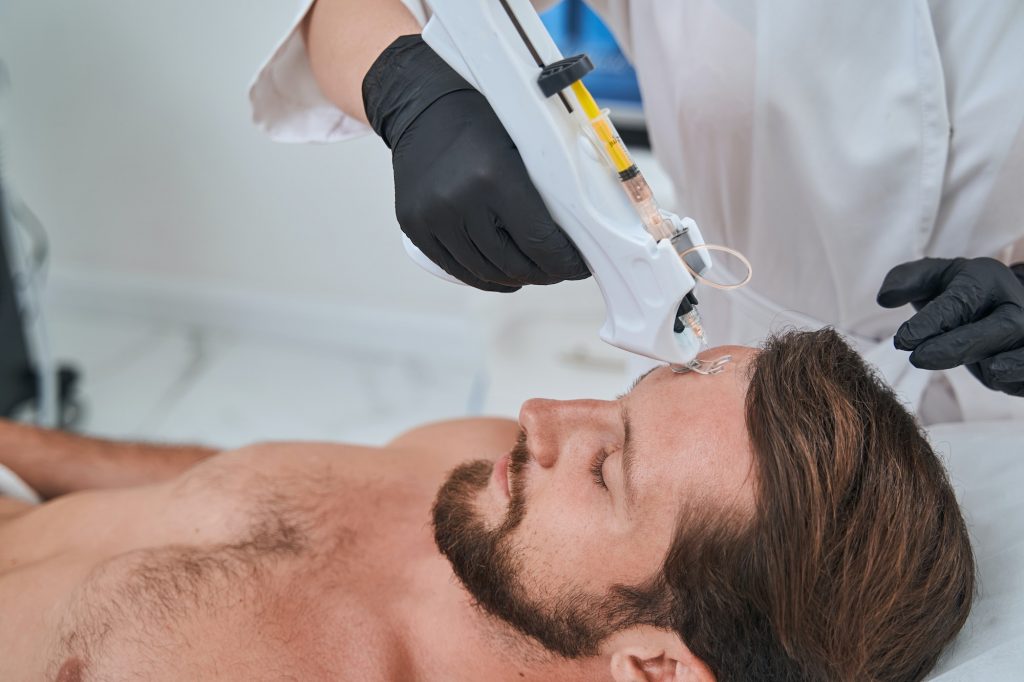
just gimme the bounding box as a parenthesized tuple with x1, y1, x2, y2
(569, 81, 673, 241)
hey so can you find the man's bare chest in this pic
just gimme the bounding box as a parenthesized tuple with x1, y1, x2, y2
(48, 539, 367, 680)
(44, 474, 427, 680)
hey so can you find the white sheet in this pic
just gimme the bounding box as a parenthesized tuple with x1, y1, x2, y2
(0, 463, 39, 504)
(925, 421, 1024, 680)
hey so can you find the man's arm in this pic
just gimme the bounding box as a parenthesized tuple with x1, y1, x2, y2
(0, 419, 216, 499)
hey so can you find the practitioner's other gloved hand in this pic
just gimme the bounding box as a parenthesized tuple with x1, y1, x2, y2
(877, 257, 1024, 397)
(362, 35, 590, 292)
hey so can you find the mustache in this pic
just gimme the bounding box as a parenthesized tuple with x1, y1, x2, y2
(508, 430, 530, 491)
(501, 430, 532, 533)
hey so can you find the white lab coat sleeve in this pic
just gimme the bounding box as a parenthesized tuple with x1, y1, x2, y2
(249, 0, 428, 143)
(583, 0, 634, 61)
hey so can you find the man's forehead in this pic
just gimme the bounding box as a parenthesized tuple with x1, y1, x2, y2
(629, 347, 757, 513)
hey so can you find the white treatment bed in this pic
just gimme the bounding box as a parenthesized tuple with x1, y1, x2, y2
(924, 421, 1023, 680)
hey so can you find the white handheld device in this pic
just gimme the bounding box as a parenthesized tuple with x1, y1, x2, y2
(404, 0, 715, 369)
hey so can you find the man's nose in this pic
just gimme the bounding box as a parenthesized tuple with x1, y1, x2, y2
(518, 398, 607, 469)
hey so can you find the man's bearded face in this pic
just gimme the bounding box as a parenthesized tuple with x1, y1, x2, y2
(431, 353, 757, 659)
(431, 433, 617, 658)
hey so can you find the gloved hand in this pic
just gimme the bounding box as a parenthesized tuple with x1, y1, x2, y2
(877, 257, 1024, 397)
(362, 35, 590, 292)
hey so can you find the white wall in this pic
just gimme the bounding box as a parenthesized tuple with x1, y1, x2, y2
(0, 0, 485, 336)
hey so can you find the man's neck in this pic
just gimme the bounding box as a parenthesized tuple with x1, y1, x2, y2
(396, 550, 608, 682)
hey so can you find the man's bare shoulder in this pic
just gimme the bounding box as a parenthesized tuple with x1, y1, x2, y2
(204, 416, 517, 468)
(386, 416, 519, 463)
(170, 416, 517, 505)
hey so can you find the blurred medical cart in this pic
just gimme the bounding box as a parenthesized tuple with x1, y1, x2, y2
(0, 167, 79, 427)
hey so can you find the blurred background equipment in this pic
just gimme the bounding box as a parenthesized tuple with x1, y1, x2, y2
(0, 142, 80, 428)
(0, 171, 39, 419)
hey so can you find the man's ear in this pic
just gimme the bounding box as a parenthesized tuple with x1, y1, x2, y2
(603, 626, 715, 682)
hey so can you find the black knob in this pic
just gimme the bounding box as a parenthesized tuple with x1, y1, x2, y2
(537, 54, 594, 98)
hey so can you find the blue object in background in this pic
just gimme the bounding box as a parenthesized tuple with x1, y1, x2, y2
(540, 1, 642, 106)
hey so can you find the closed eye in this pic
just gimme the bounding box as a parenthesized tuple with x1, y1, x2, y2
(590, 448, 612, 489)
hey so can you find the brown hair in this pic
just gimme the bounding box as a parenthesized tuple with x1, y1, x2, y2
(615, 328, 975, 681)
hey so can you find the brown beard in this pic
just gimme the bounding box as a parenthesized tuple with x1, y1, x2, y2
(431, 431, 624, 658)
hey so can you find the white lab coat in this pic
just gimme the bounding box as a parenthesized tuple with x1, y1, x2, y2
(251, 0, 1024, 422)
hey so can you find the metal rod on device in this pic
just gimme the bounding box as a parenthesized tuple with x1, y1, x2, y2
(497, 0, 574, 113)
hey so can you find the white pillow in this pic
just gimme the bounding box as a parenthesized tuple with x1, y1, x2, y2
(925, 420, 1024, 680)
(0, 462, 39, 503)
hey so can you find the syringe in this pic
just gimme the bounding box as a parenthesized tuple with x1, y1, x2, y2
(569, 81, 675, 242)
(569, 80, 705, 343)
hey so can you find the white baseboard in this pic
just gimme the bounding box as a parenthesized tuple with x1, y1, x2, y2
(43, 268, 480, 363)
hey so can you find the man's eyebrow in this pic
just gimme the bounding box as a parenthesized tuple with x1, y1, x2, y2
(616, 367, 657, 508)
(616, 366, 659, 400)
(619, 402, 638, 508)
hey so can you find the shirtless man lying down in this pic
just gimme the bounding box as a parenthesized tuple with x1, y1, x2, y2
(0, 329, 974, 682)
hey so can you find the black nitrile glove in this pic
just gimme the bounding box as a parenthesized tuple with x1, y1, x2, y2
(362, 35, 590, 292)
(877, 257, 1024, 397)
